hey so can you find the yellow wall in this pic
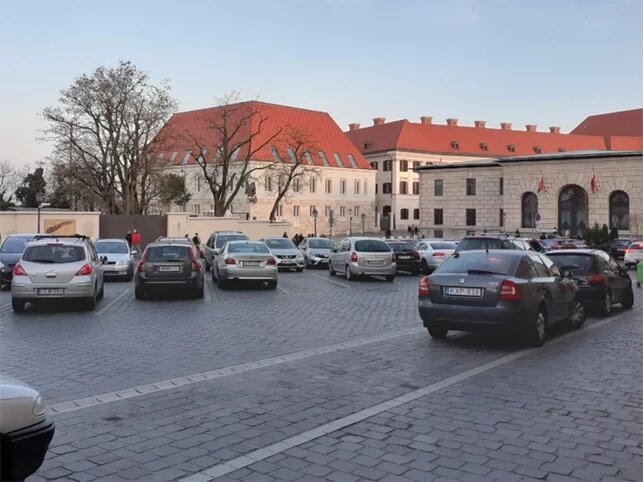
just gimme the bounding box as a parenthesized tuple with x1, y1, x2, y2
(0, 212, 100, 240)
(166, 213, 292, 240)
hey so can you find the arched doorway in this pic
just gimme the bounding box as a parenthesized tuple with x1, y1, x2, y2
(521, 192, 538, 229)
(609, 191, 629, 230)
(559, 185, 588, 237)
(381, 205, 392, 230)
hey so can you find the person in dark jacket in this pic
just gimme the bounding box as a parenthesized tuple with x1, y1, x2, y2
(192, 233, 201, 247)
(125, 230, 132, 247)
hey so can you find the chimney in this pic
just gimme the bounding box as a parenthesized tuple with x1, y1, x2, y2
(474, 120, 487, 128)
(373, 117, 386, 126)
(446, 118, 459, 127)
(420, 116, 433, 124)
(549, 126, 561, 134)
(525, 124, 537, 132)
(500, 122, 512, 130)
(348, 123, 361, 131)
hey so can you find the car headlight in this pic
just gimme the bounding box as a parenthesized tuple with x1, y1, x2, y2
(33, 394, 46, 417)
(116, 261, 129, 266)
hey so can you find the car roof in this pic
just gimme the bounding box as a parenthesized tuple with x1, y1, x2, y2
(5, 233, 39, 238)
(455, 249, 529, 259)
(214, 231, 245, 236)
(28, 237, 88, 246)
(95, 238, 128, 243)
(547, 249, 601, 255)
(346, 236, 388, 241)
(227, 240, 263, 245)
(146, 242, 192, 248)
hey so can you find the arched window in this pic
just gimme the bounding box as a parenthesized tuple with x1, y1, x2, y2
(559, 184, 588, 237)
(609, 191, 629, 230)
(400, 209, 409, 220)
(521, 192, 538, 228)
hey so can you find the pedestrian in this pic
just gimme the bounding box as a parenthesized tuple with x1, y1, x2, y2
(184, 233, 189, 239)
(125, 230, 132, 247)
(385, 229, 392, 239)
(414, 226, 419, 236)
(192, 233, 201, 247)
(282, 232, 288, 238)
(407, 225, 412, 237)
(131, 229, 141, 253)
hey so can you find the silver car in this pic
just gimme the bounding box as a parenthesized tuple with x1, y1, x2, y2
(261, 237, 305, 271)
(11, 235, 105, 312)
(416, 240, 457, 273)
(94, 238, 135, 281)
(213, 240, 278, 289)
(203, 231, 249, 271)
(299, 237, 333, 268)
(328, 237, 396, 281)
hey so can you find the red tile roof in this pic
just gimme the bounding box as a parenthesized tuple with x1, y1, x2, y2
(154, 101, 371, 169)
(346, 119, 610, 157)
(571, 108, 643, 137)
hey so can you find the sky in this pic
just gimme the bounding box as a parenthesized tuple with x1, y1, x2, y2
(1, 0, 642, 166)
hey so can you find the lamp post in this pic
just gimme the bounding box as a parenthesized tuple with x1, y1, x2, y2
(348, 208, 353, 236)
(312, 207, 318, 237)
(37, 202, 51, 234)
(361, 212, 366, 235)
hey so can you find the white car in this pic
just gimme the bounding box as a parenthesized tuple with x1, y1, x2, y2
(0, 376, 55, 481)
(415, 240, 457, 273)
(624, 241, 643, 269)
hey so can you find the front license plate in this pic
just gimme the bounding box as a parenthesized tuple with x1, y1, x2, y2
(37, 288, 65, 296)
(444, 287, 483, 297)
(281, 260, 293, 264)
(158, 266, 180, 272)
(242, 261, 261, 267)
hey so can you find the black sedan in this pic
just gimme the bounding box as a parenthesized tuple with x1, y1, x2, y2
(386, 241, 422, 275)
(610, 238, 632, 260)
(547, 249, 634, 315)
(418, 250, 584, 346)
(0, 234, 38, 288)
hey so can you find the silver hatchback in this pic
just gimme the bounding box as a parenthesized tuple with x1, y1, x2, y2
(328, 237, 396, 281)
(11, 235, 105, 312)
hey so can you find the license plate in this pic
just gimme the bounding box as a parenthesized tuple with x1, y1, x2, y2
(281, 260, 293, 264)
(397, 255, 411, 260)
(158, 266, 180, 272)
(242, 261, 261, 267)
(444, 287, 483, 297)
(37, 288, 64, 296)
(367, 260, 383, 265)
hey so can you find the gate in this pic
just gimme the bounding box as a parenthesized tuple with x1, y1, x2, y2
(99, 215, 167, 248)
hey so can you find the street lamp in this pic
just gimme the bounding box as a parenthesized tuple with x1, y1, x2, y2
(37, 202, 51, 234)
(361, 212, 366, 235)
(312, 207, 318, 237)
(348, 208, 353, 236)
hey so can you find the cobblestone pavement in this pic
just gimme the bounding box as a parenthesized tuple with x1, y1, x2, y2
(0, 269, 641, 481)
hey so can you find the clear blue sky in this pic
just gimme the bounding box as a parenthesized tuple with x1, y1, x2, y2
(1, 0, 642, 166)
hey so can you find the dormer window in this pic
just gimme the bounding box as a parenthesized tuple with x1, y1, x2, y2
(479, 142, 488, 151)
(507, 144, 516, 153)
(451, 141, 460, 150)
(558, 147, 566, 152)
(533, 146, 542, 154)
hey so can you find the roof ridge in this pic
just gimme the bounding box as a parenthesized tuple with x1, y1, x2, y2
(172, 100, 331, 118)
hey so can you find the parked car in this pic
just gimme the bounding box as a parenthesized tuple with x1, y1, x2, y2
(0, 234, 38, 288)
(610, 238, 632, 259)
(455, 235, 527, 252)
(203, 231, 249, 271)
(11, 235, 105, 312)
(329, 237, 396, 281)
(212, 240, 278, 289)
(418, 250, 584, 346)
(0, 375, 55, 481)
(261, 237, 305, 271)
(547, 249, 634, 314)
(299, 237, 333, 268)
(135, 242, 204, 299)
(624, 241, 643, 269)
(94, 238, 135, 281)
(386, 240, 422, 275)
(415, 240, 457, 273)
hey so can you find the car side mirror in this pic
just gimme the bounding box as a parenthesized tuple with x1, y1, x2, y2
(100, 256, 108, 264)
(131, 250, 138, 256)
(562, 270, 572, 278)
(213, 249, 220, 255)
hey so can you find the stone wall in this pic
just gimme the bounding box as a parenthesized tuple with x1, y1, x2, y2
(0, 211, 100, 240)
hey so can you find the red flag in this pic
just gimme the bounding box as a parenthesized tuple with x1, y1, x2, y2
(537, 173, 546, 193)
(591, 172, 598, 193)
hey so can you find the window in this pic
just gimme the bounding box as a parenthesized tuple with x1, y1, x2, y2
(522, 192, 538, 228)
(375, 184, 378, 194)
(499, 177, 504, 195)
(325, 179, 332, 193)
(170, 152, 178, 163)
(310, 178, 317, 193)
(499, 208, 505, 227)
(480, 142, 488, 151)
(293, 205, 300, 217)
(271, 146, 282, 162)
(364, 180, 368, 195)
(334, 153, 345, 168)
(340, 206, 346, 217)
(293, 178, 301, 192)
(413, 208, 420, 220)
(466, 209, 476, 226)
(400, 208, 409, 220)
(434, 209, 443, 225)
(516, 259, 537, 280)
(354, 180, 360, 194)
(319, 151, 330, 166)
(354, 206, 360, 216)
(435, 179, 443, 196)
(400, 160, 408, 172)
(533, 146, 542, 154)
(400, 181, 408, 194)
(530, 255, 550, 278)
(434, 229, 443, 238)
(325, 206, 331, 217)
(383, 182, 392, 194)
(196, 177, 201, 192)
(451, 141, 460, 150)
(181, 151, 192, 165)
(275, 204, 283, 217)
(265, 176, 273, 192)
(412, 182, 419, 195)
(413, 161, 421, 170)
(370, 161, 378, 170)
(193, 204, 200, 215)
(507, 144, 516, 153)
(609, 190, 629, 230)
(287, 148, 297, 163)
(383, 160, 392, 171)
(466, 178, 476, 196)
(347, 154, 357, 168)
(303, 151, 314, 165)
(340, 179, 347, 194)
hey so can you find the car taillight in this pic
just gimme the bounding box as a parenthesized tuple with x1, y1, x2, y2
(412, 251, 420, 259)
(191, 260, 201, 272)
(13, 263, 27, 276)
(266, 258, 276, 266)
(391, 252, 396, 263)
(351, 252, 358, 263)
(419, 276, 430, 297)
(587, 273, 606, 285)
(499, 280, 521, 301)
(224, 257, 236, 265)
(76, 263, 93, 276)
(433, 252, 445, 257)
(137, 261, 145, 273)
(625, 249, 632, 254)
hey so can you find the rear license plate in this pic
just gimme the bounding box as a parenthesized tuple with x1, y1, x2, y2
(158, 266, 180, 272)
(444, 287, 483, 297)
(367, 260, 383, 265)
(242, 261, 261, 267)
(37, 288, 65, 296)
(397, 255, 411, 260)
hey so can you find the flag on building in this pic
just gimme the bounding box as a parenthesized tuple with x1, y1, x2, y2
(537, 172, 546, 193)
(591, 172, 599, 193)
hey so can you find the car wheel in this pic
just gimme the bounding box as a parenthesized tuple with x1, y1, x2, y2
(97, 283, 104, 300)
(411, 270, 420, 276)
(421, 260, 429, 274)
(11, 298, 26, 313)
(217, 275, 227, 290)
(601, 291, 612, 316)
(126, 269, 134, 282)
(525, 307, 547, 347)
(267, 280, 277, 290)
(345, 265, 353, 281)
(621, 288, 634, 309)
(296, 267, 304, 272)
(135, 287, 145, 300)
(568, 298, 586, 329)
(86, 292, 97, 311)
(385, 275, 395, 282)
(205, 261, 211, 272)
(195, 285, 204, 299)
(427, 325, 448, 339)
(328, 261, 336, 276)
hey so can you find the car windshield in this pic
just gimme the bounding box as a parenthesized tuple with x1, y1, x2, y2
(436, 252, 517, 275)
(613, 239, 630, 247)
(22, 244, 85, 263)
(228, 243, 270, 254)
(216, 234, 248, 248)
(1, 237, 34, 253)
(457, 238, 515, 251)
(94, 241, 129, 254)
(388, 243, 414, 252)
(159, 238, 191, 244)
(430, 242, 456, 250)
(354, 240, 391, 252)
(146, 246, 191, 262)
(308, 239, 333, 249)
(265, 239, 296, 249)
(548, 254, 595, 275)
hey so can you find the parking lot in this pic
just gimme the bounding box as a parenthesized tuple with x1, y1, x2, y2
(1, 268, 641, 482)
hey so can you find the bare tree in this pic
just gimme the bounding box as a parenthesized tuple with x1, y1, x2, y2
(42, 61, 177, 214)
(267, 127, 320, 221)
(0, 161, 23, 210)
